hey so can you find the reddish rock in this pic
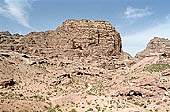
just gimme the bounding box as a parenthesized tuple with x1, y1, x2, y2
(136, 37, 170, 58)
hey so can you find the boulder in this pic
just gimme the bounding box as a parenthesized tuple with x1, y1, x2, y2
(0, 52, 10, 57)
(0, 79, 16, 88)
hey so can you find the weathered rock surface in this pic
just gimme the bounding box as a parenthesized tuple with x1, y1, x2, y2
(136, 37, 170, 58)
(56, 19, 122, 57)
(0, 20, 122, 58)
(1, 20, 170, 112)
(0, 31, 22, 44)
(0, 19, 124, 70)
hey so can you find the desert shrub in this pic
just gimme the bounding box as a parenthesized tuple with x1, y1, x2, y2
(143, 64, 170, 73)
(47, 107, 56, 112)
(69, 109, 77, 112)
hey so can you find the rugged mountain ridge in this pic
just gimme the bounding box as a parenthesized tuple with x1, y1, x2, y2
(56, 19, 122, 56)
(0, 19, 124, 70)
(0, 19, 122, 58)
(1, 20, 170, 112)
(136, 37, 170, 58)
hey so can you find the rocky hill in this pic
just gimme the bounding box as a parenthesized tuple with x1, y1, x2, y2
(136, 37, 170, 58)
(1, 20, 170, 112)
(0, 19, 122, 57)
(56, 19, 122, 56)
(0, 19, 124, 70)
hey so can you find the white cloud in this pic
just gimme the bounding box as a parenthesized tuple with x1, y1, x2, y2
(122, 17, 170, 56)
(124, 7, 152, 18)
(0, 0, 36, 29)
(166, 14, 170, 20)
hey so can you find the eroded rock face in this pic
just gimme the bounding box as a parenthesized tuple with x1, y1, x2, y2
(0, 19, 122, 59)
(136, 37, 170, 58)
(56, 19, 122, 57)
(0, 31, 11, 36)
(0, 31, 23, 51)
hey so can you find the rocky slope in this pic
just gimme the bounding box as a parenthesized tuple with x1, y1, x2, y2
(1, 20, 170, 112)
(136, 37, 170, 58)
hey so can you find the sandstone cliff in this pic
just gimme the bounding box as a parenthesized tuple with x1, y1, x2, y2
(136, 37, 170, 58)
(56, 19, 122, 57)
(0, 19, 123, 70)
(0, 19, 122, 59)
(1, 20, 170, 112)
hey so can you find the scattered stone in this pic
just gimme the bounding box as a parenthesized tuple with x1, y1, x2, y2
(51, 74, 72, 86)
(162, 72, 170, 76)
(161, 53, 170, 58)
(165, 92, 169, 96)
(77, 72, 84, 75)
(59, 62, 70, 67)
(0, 20, 170, 112)
(51, 80, 62, 85)
(158, 86, 167, 91)
(76, 71, 92, 76)
(0, 52, 10, 57)
(21, 54, 29, 58)
(0, 79, 16, 88)
(30, 61, 36, 65)
(57, 74, 71, 79)
(125, 90, 142, 97)
(39, 60, 47, 64)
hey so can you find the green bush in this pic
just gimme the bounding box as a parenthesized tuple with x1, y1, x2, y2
(69, 109, 77, 112)
(143, 64, 170, 73)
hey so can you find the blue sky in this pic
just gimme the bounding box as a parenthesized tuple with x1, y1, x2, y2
(0, 0, 170, 56)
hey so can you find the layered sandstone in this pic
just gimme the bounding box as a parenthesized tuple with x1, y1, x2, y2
(0, 19, 122, 59)
(56, 19, 122, 57)
(136, 37, 170, 58)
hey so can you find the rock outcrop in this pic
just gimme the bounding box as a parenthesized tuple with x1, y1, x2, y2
(0, 79, 15, 89)
(1, 20, 170, 112)
(136, 37, 170, 58)
(56, 19, 122, 57)
(0, 31, 22, 44)
(0, 19, 122, 59)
